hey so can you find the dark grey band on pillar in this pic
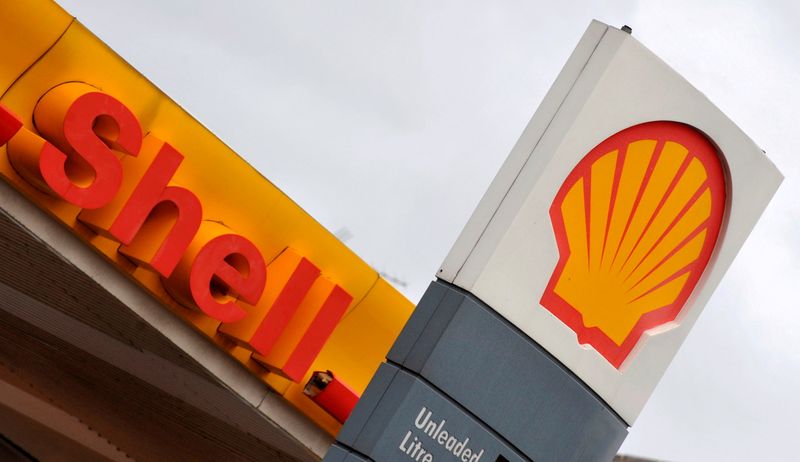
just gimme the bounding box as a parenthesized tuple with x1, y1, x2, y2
(387, 280, 628, 462)
(330, 363, 529, 462)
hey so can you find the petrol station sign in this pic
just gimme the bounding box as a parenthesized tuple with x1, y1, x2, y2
(0, 3, 782, 461)
(0, 0, 413, 438)
(438, 20, 781, 424)
(331, 20, 781, 462)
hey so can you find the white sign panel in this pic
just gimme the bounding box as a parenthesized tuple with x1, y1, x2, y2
(439, 21, 781, 424)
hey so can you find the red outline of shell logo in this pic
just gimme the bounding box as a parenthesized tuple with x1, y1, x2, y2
(540, 121, 726, 368)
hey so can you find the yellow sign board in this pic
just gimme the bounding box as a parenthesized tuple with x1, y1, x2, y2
(0, 0, 412, 435)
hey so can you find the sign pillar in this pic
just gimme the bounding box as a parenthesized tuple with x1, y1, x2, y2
(326, 21, 781, 462)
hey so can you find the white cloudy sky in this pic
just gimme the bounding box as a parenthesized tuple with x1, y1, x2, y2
(56, 1, 799, 460)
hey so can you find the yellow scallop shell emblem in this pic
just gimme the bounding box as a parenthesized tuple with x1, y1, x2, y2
(540, 122, 726, 368)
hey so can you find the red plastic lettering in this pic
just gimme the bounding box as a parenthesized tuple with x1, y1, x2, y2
(39, 92, 142, 209)
(189, 235, 267, 323)
(282, 286, 353, 381)
(0, 104, 22, 145)
(109, 142, 202, 277)
(248, 258, 320, 355)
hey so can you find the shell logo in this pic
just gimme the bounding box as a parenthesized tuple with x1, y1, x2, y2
(540, 121, 726, 368)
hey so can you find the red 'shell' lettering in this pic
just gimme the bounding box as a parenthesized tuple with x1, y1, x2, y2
(0, 86, 352, 383)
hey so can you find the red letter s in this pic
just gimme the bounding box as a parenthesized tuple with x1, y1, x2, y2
(8, 83, 142, 209)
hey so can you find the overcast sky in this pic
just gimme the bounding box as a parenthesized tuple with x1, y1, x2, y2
(56, 1, 799, 460)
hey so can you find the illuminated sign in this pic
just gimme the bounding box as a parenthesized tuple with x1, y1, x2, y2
(438, 21, 781, 424)
(541, 121, 726, 368)
(0, 0, 413, 435)
(0, 83, 353, 381)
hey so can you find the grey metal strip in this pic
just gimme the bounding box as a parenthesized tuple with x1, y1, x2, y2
(338, 364, 529, 462)
(391, 280, 628, 462)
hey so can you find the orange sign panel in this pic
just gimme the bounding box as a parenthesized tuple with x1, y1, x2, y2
(541, 121, 726, 368)
(0, 0, 413, 435)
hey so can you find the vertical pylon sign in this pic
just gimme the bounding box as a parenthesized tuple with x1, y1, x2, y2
(327, 21, 781, 462)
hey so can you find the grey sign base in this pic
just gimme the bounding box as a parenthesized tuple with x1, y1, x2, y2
(387, 280, 628, 462)
(332, 363, 529, 462)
